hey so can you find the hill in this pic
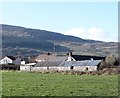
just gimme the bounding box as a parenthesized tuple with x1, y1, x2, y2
(0, 24, 118, 56)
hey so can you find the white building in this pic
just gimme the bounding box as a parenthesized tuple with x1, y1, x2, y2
(21, 60, 26, 65)
(0, 56, 15, 64)
(0, 56, 25, 65)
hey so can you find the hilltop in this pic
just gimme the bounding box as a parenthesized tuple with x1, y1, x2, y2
(0, 24, 118, 56)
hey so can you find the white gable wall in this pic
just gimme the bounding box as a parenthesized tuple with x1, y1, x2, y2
(0, 57, 13, 64)
(20, 65, 31, 71)
(21, 61, 25, 65)
(67, 56, 76, 61)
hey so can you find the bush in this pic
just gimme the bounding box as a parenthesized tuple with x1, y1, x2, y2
(0, 64, 20, 70)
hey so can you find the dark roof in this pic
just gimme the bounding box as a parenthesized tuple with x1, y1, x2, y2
(63, 60, 101, 66)
(36, 54, 68, 62)
(36, 54, 56, 60)
(6, 56, 16, 60)
(21, 59, 24, 61)
(35, 61, 62, 67)
(49, 56, 67, 62)
(72, 55, 105, 61)
(35, 60, 102, 67)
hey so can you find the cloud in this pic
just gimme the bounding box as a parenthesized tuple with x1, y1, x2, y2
(63, 27, 117, 42)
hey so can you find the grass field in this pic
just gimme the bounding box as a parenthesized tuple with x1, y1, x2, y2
(2, 71, 118, 96)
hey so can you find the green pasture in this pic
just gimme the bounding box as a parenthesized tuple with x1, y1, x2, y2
(2, 71, 118, 96)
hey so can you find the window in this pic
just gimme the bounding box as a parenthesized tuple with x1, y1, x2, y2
(85, 67, 88, 71)
(70, 66, 74, 70)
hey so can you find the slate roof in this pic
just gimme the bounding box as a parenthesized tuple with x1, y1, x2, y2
(35, 60, 102, 67)
(6, 56, 16, 60)
(36, 54, 68, 62)
(63, 60, 102, 66)
(72, 55, 105, 61)
(49, 56, 67, 62)
(35, 61, 62, 67)
(0, 55, 25, 61)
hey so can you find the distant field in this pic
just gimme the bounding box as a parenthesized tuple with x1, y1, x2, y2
(2, 71, 118, 96)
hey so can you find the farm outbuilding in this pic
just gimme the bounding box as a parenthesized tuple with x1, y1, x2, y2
(35, 60, 101, 71)
(67, 51, 105, 61)
(20, 60, 102, 72)
(20, 52, 103, 72)
(34, 61, 70, 72)
(63, 60, 101, 71)
(35, 52, 81, 63)
(20, 63, 36, 71)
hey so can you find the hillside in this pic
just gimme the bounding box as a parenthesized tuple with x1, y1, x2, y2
(0, 24, 118, 56)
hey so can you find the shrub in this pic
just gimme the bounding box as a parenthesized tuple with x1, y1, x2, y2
(0, 64, 20, 70)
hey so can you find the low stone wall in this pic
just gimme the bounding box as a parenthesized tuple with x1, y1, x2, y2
(20, 66, 30, 71)
(74, 66, 97, 71)
(1, 64, 20, 70)
(49, 66, 70, 71)
(20, 65, 97, 72)
(20, 65, 119, 75)
(22, 66, 70, 72)
(32, 67, 48, 72)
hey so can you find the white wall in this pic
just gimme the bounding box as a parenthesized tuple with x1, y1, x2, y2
(74, 66, 97, 71)
(57, 66, 70, 71)
(0, 57, 13, 64)
(20, 66, 31, 71)
(66, 56, 76, 61)
(32, 67, 47, 72)
(21, 61, 25, 65)
(20, 66, 97, 72)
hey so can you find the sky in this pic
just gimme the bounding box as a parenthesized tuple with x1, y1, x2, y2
(1, 2, 118, 42)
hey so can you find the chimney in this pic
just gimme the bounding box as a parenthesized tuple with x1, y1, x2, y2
(67, 51, 72, 57)
(28, 56, 30, 63)
(90, 58, 93, 61)
(47, 52, 50, 55)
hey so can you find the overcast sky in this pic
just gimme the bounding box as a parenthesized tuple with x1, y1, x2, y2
(1, 2, 118, 42)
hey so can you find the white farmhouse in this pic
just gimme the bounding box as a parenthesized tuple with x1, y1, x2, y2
(0, 56, 15, 64)
(0, 56, 26, 65)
